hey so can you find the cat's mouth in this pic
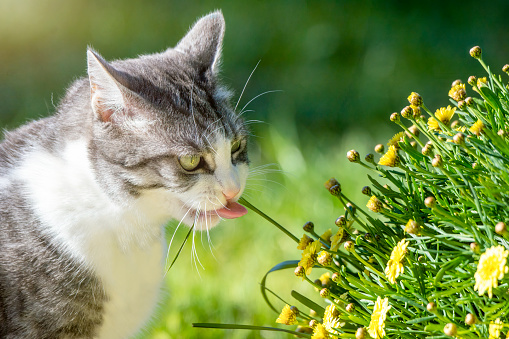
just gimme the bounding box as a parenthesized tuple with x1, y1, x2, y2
(184, 201, 248, 224)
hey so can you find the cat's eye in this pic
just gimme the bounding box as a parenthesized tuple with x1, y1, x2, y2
(231, 140, 242, 154)
(178, 155, 201, 172)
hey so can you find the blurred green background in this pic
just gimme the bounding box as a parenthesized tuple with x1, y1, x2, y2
(1, 1, 508, 338)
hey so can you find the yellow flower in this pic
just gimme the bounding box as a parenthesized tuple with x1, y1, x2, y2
(323, 304, 343, 335)
(387, 131, 405, 149)
(276, 304, 298, 325)
(404, 219, 421, 235)
(297, 234, 314, 250)
(469, 119, 485, 136)
(474, 245, 509, 298)
(368, 296, 391, 339)
(319, 272, 332, 286)
(489, 318, 504, 339)
(477, 77, 488, 88)
(448, 83, 467, 101)
(299, 240, 322, 275)
(330, 228, 345, 251)
(428, 105, 456, 131)
(312, 323, 336, 339)
(366, 195, 383, 213)
(378, 145, 400, 167)
(321, 229, 332, 241)
(385, 239, 409, 284)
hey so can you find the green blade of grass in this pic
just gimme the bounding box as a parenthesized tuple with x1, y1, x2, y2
(239, 197, 299, 243)
(165, 223, 195, 273)
(192, 323, 312, 338)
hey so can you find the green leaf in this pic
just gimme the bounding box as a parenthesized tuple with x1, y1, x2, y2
(290, 290, 325, 317)
(260, 260, 300, 313)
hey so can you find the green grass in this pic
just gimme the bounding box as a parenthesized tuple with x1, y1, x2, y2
(142, 123, 388, 338)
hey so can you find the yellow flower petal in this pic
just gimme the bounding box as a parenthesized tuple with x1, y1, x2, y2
(385, 239, 409, 284)
(474, 245, 509, 298)
(368, 296, 391, 339)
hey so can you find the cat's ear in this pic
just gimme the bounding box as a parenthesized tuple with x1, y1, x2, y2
(87, 48, 131, 122)
(174, 10, 225, 74)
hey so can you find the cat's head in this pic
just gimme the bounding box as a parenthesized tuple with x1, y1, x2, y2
(86, 11, 248, 230)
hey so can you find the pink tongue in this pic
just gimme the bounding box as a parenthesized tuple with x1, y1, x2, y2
(215, 201, 248, 219)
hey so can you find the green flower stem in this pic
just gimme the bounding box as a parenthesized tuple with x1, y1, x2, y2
(338, 193, 370, 219)
(379, 209, 407, 224)
(239, 197, 299, 243)
(396, 122, 426, 148)
(399, 166, 455, 198)
(478, 58, 508, 95)
(350, 250, 388, 282)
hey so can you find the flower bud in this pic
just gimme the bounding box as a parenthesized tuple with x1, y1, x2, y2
(331, 272, 341, 283)
(375, 144, 385, 154)
(401, 106, 413, 119)
(470, 242, 480, 254)
(366, 195, 383, 212)
(424, 196, 436, 208)
(324, 178, 339, 190)
(364, 233, 372, 242)
(498, 129, 506, 137)
(319, 288, 330, 298)
(355, 327, 367, 339)
(495, 221, 508, 236)
(329, 184, 341, 196)
(465, 313, 477, 326)
(294, 265, 306, 277)
(309, 319, 317, 328)
(406, 125, 419, 138)
(503, 64, 509, 74)
(469, 46, 482, 59)
(364, 153, 374, 164)
(404, 219, 420, 235)
(421, 144, 433, 156)
(344, 241, 354, 252)
(472, 162, 478, 169)
(444, 323, 457, 337)
(465, 97, 474, 106)
(451, 120, 460, 129)
(453, 133, 465, 146)
(426, 302, 436, 313)
(345, 203, 356, 215)
(390, 112, 400, 122)
(458, 100, 466, 109)
(451, 79, 462, 87)
(347, 150, 360, 163)
(335, 216, 346, 227)
(296, 326, 313, 334)
(411, 105, 422, 119)
(303, 221, 314, 232)
(467, 75, 477, 86)
(361, 186, 372, 196)
(346, 303, 355, 313)
(407, 92, 423, 107)
(318, 251, 333, 266)
(432, 155, 443, 168)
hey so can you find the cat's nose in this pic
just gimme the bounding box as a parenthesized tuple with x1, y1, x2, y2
(223, 188, 240, 201)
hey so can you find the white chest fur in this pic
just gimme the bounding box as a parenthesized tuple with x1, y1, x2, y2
(15, 139, 171, 338)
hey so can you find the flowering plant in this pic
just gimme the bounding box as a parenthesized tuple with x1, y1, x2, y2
(194, 46, 509, 338)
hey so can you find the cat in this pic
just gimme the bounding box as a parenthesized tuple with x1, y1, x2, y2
(0, 10, 249, 339)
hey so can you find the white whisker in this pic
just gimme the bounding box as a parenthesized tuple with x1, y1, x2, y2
(239, 90, 283, 116)
(235, 60, 261, 112)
